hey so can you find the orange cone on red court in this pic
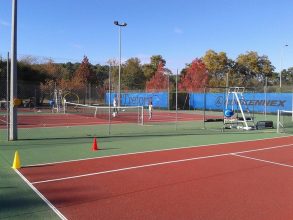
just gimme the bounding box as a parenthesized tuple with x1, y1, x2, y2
(92, 137, 98, 151)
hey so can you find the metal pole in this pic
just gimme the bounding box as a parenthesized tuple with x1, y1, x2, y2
(175, 69, 178, 130)
(114, 21, 127, 107)
(118, 26, 121, 107)
(280, 44, 289, 88)
(108, 67, 111, 135)
(7, 52, 10, 140)
(168, 74, 170, 110)
(89, 83, 91, 105)
(291, 86, 293, 122)
(203, 87, 206, 129)
(280, 48, 283, 88)
(264, 77, 267, 120)
(225, 72, 229, 97)
(10, 0, 17, 140)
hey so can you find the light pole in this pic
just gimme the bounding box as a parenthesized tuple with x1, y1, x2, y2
(10, 0, 17, 140)
(114, 21, 127, 107)
(280, 44, 289, 88)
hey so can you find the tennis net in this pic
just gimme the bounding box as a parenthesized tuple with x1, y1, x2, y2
(64, 101, 144, 125)
(277, 110, 293, 133)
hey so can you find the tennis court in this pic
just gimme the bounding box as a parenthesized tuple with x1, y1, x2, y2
(1, 103, 293, 219)
(15, 136, 293, 220)
(0, 108, 205, 129)
(1, 1, 293, 219)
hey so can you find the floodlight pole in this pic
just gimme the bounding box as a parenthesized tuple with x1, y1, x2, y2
(10, 0, 18, 140)
(114, 21, 127, 107)
(280, 44, 289, 88)
(7, 52, 10, 140)
(168, 74, 170, 110)
(108, 67, 111, 135)
(175, 69, 178, 131)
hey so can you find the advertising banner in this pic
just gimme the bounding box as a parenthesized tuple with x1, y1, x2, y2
(189, 93, 292, 113)
(105, 92, 168, 108)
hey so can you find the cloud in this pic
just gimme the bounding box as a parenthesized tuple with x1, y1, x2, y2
(174, 27, 183, 34)
(0, 20, 10, 27)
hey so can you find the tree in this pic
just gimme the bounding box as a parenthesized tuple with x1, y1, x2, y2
(62, 62, 80, 80)
(93, 64, 109, 87)
(235, 51, 274, 87)
(281, 67, 293, 87)
(202, 50, 230, 87)
(39, 59, 64, 81)
(146, 61, 168, 91)
(150, 55, 166, 68)
(122, 58, 145, 90)
(178, 59, 208, 92)
(143, 55, 166, 80)
(73, 56, 96, 85)
(18, 61, 47, 84)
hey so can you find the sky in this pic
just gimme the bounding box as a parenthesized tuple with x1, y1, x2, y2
(0, 0, 292, 73)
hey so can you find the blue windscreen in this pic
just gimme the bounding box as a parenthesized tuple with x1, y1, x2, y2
(105, 92, 168, 108)
(189, 93, 292, 113)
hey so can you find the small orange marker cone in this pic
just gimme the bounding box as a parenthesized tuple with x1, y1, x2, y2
(12, 151, 21, 169)
(92, 137, 98, 151)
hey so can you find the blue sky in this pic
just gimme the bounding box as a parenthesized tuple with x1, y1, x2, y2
(0, 0, 292, 73)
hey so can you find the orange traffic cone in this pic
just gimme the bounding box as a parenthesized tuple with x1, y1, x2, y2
(92, 137, 98, 151)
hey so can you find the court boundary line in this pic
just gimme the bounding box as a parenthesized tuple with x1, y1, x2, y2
(24, 135, 292, 168)
(232, 154, 293, 168)
(14, 169, 67, 220)
(31, 143, 293, 185)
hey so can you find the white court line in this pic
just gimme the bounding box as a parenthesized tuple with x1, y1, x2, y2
(31, 143, 293, 185)
(14, 169, 67, 220)
(232, 154, 293, 168)
(25, 135, 293, 168)
(32, 154, 226, 184)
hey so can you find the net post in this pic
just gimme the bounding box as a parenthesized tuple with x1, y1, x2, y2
(141, 106, 144, 125)
(277, 110, 280, 133)
(63, 99, 66, 114)
(94, 107, 98, 118)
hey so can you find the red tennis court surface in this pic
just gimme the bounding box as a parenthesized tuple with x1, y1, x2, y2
(1, 111, 207, 128)
(18, 136, 293, 220)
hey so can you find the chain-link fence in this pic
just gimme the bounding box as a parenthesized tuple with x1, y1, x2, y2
(0, 57, 9, 140)
(1, 66, 293, 140)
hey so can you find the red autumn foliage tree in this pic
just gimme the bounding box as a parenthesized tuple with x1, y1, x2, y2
(72, 56, 96, 86)
(178, 59, 208, 92)
(146, 62, 168, 91)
